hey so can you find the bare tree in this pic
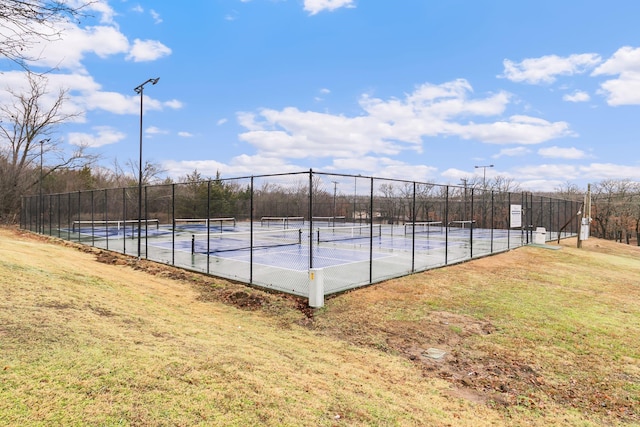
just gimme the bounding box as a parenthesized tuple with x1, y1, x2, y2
(591, 179, 635, 240)
(125, 158, 167, 186)
(487, 175, 521, 193)
(554, 181, 583, 199)
(106, 157, 166, 188)
(0, 0, 91, 67)
(0, 72, 93, 222)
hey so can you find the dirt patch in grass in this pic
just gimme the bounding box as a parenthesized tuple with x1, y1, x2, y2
(312, 238, 640, 422)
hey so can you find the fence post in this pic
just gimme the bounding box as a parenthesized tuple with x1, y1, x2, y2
(470, 188, 474, 259)
(308, 170, 314, 270)
(91, 190, 95, 246)
(445, 186, 449, 265)
(411, 181, 416, 272)
(369, 176, 374, 284)
(309, 268, 324, 308)
(250, 177, 254, 283)
(207, 180, 211, 275)
(490, 191, 494, 253)
(171, 184, 176, 266)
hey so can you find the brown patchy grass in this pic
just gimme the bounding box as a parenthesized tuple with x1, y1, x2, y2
(0, 227, 639, 426)
(314, 237, 640, 424)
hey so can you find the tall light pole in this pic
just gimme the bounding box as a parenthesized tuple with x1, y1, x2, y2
(38, 138, 50, 233)
(474, 164, 494, 189)
(134, 77, 159, 258)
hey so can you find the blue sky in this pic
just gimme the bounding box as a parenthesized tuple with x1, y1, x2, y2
(2, 0, 640, 191)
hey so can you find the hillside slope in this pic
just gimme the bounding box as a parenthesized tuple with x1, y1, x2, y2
(1, 228, 638, 426)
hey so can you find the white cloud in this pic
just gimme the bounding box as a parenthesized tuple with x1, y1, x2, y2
(237, 79, 573, 164)
(454, 115, 574, 145)
(563, 90, 590, 102)
(517, 164, 580, 180)
(538, 146, 586, 159)
(162, 155, 303, 178)
(493, 147, 531, 158)
(24, 24, 129, 72)
(579, 163, 640, 180)
(315, 88, 331, 102)
(592, 46, 640, 105)
(163, 99, 184, 109)
(15, 4, 169, 73)
(0, 72, 87, 120)
(145, 126, 169, 136)
(304, 0, 355, 15)
(23, 72, 177, 116)
(596, 75, 640, 105)
(492, 162, 640, 190)
(520, 179, 564, 192)
(126, 39, 172, 62)
(501, 53, 601, 84)
(67, 126, 126, 147)
(217, 118, 228, 126)
(80, 0, 117, 24)
(150, 9, 163, 24)
(178, 131, 194, 138)
(330, 156, 438, 179)
(162, 154, 438, 183)
(440, 168, 476, 184)
(592, 46, 640, 75)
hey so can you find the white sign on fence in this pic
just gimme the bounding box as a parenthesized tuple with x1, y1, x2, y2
(510, 204, 522, 228)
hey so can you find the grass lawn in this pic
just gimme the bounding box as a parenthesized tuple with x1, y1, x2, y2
(0, 227, 638, 426)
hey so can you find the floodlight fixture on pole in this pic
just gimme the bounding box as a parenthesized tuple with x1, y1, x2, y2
(134, 77, 160, 259)
(38, 138, 50, 233)
(474, 164, 494, 189)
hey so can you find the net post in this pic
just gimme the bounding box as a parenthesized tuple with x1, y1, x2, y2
(191, 234, 195, 254)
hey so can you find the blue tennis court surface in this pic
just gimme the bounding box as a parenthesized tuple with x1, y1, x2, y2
(60, 219, 525, 296)
(42, 217, 540, 298)
(228, 246, 391, 271)
(151, 235, 392, 271)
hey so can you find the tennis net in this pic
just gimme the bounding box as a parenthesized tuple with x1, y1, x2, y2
(72, 219, 159, 232)
(174, 217, 236, 228)
(311, 216, 347, 227)
(191, 228, 302, 254)
(404, 221, 443, 235)
(447, 220, 476, 232)
(316, 224, 382, 243)
(260, 216, 305, 228)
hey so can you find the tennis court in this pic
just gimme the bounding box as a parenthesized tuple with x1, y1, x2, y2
(23, 170, 580, 302)
(49, 216, 535, 297)
(70, 218, 517, 281)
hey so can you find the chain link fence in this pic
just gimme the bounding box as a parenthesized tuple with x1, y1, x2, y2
(22, 170, 579, 299)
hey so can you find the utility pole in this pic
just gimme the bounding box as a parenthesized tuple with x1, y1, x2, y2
(577, 184, 592, 249)
(332, 181, 338, 218)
